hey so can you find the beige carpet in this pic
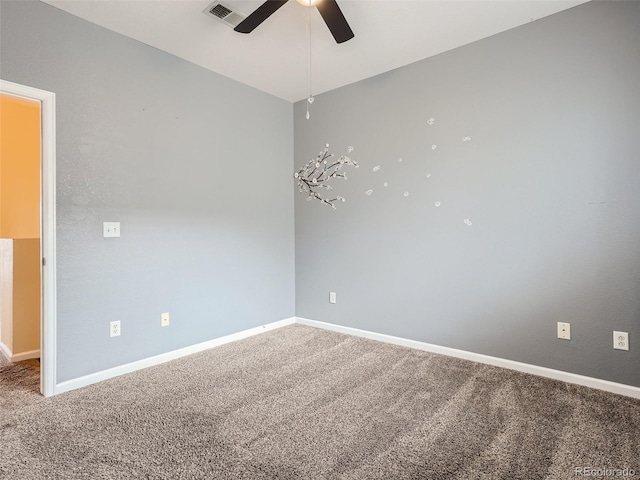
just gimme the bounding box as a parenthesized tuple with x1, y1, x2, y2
(0, 351, 9, 367)
(1, 324, 638, 479)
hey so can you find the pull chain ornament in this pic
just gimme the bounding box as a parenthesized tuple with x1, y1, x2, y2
(306, 96, 314, 120)
(295, 144, 358, 209)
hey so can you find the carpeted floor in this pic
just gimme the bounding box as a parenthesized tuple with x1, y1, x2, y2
(1, 324, 639, 479)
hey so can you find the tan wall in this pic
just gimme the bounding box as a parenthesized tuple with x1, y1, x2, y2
(0, 94, 41, 239)
(0, 239, 40, 355)
(0, 94, 41, 357)
(12, 239, 40, 353)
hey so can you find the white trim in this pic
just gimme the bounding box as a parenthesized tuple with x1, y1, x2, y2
(0, 342, 11, 362)
(11, 349, 40, 362)
(295, 317, 640, 399)
(54, 317, 296, 395)
(0, 342, 40, 362)
(0, 79, 57, 397)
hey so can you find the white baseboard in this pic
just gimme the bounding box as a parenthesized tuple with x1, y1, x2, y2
(0, 342, 40, 362)
(0, 341, 11, 362)
(54, 317, 296, 395)
(11, 349, 40, 362)
(49, 315, 640, 399)
(295, 317, 640, 400)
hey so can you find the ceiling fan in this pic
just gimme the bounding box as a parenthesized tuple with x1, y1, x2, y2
(234, 0, 354, 44)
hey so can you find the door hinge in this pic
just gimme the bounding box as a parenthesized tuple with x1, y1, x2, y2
(42, 257, 47, 267)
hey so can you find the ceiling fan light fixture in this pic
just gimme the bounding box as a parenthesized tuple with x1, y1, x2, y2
(295, 0, 320, 7)
(235, 0, 353, 44)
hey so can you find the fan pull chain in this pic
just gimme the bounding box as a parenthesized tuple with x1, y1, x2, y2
(306, 6, 313, 120)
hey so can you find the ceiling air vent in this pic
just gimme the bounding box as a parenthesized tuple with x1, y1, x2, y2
(203, 2, 246, 28)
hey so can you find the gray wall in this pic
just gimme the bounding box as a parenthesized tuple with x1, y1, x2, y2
(295, 1, 640, 387)
(1, 1, 295, 382)
(2, 0, 638, 389)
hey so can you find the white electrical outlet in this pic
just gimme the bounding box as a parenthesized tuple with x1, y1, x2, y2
(557, 322, 571, 340)
(161, 312, 170, 327)
(103, 222, 121, 238)
(613, 331, 629, 351)
(110, 320, 121, 337)
(329, 292, 336, 304)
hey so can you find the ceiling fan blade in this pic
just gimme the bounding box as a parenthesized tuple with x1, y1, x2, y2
(234, 0, 289, 34)
(316, 0, 354, 44)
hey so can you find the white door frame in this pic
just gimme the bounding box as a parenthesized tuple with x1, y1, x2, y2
(1, 79, 57, 397)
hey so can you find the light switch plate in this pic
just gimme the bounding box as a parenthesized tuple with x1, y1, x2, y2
(103, 222, 121, 238)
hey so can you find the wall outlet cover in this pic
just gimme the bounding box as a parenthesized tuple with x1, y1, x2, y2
(110, 320, 121, 337)
(161, 312, 170, 327)
(613, 331, 629, 351)
(557, 322, 570, 340)
(329, 292, 336, 304)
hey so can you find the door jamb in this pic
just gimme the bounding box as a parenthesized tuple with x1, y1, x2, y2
(1, 79, 57, 397)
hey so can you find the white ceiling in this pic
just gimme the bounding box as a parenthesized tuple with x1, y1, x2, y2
(43, 0, 588, 102)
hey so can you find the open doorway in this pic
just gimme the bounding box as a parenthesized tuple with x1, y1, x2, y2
(0, 79, 56, 396)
